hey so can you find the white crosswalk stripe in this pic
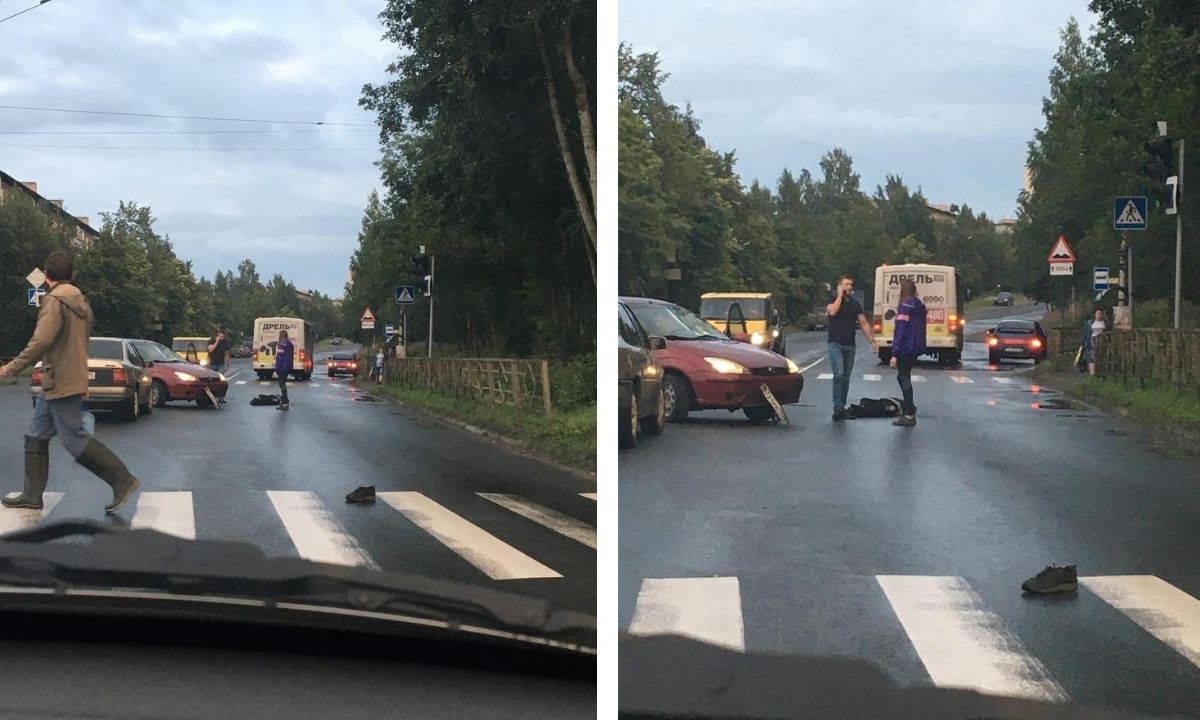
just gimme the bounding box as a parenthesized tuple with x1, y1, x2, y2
(478, 493, 596, 548)
(817, 373, 833, 380)
(0, 492, 63, 535)
(630, 577, 744, 651)
(132, 491, 196, 539)
(862, 374, 882, 381)
(1082, 575, 1200, 669)
(267, 490, 379, 569)
(379, 491, 561, 580)
(628, 573, 1200, 699)
(876, 575, 1067, 701)
(951, 375, 973, 384)
(910, 375, 927, 382)
(235, 380, 248, 385)
(991, 376, 1014, 384)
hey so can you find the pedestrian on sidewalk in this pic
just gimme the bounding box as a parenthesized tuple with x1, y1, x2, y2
(889, 278, 927, 428)
(0, 252, 140, 513)
(275, 330, 293, 411)
(825, 274, 879, 421)
(375, 347, 385, 383)
(1082, 308, 1108, 376)
(207, 328, 231, 403)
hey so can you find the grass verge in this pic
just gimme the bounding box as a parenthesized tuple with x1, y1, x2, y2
(1032, 359, 1200, 437)
(370, 383, 595, 473)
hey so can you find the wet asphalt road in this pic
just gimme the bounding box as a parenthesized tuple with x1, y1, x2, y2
(620, 309, 1200, 718)
(0, 346, 596, 614)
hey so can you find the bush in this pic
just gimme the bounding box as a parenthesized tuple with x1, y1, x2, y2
(1129, 298, 1200, 329)
(551, 352, 596, 410)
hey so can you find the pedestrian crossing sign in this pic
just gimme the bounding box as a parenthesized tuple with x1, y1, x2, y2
(395, 285, 417, 305)
(1113, 196, 1148, 230)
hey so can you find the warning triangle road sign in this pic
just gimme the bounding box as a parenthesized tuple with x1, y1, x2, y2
(1116, 199, 1145, 227)
(1047, 235, 1076, 263)
(361, 306, 375, 322)
(397, 288, 414, 303)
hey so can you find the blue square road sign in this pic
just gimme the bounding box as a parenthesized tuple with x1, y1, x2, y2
(395, 285, 417, 305)
(1114, 196, 1148, 230)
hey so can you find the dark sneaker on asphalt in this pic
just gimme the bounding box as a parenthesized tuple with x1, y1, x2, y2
(346, 486, 376, 504)
(893, 415, 916, 427)
(1022, 564, 1079, 594)
(833, 408, 846, 422)
(276, 404, 289, 412)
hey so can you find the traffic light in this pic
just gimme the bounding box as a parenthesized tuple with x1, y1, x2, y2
(1143, 136, 1178, 213)
(411, 252, 430, 280)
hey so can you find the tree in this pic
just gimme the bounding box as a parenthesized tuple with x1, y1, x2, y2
(0, 193, 74, 354)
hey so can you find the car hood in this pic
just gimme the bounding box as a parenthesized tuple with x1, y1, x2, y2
(659, 337, 786, 369)
(157, 361, 221, 378)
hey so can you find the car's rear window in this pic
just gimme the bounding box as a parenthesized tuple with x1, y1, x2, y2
(997, 322, 1034, 333)
(331, 354, 356, 361)
(172, 339, 207, 353)
(700, 298, 766, 320)
(89, 339, 124, 360)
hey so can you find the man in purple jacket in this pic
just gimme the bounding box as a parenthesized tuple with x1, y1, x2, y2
(888, 278, 927, 427)
(275, 330, 294, 411)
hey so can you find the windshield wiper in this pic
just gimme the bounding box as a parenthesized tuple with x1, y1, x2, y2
(663, 334, 702, 341)
(0, 521, 595, 651)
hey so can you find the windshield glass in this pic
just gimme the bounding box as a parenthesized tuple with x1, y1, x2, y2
(171, 339, 207, 353)
(134, 342, 185, 363)
(700, 298, 766, 320)
(997, 321, 1035, 333)
(630, 303, 724, 340)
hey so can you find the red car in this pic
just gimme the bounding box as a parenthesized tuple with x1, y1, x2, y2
(130, 340, 229, 408)
(326, 353, 361, 377)
(621, 296, 804, 423)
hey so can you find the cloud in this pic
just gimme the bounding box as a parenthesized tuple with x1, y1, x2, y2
(0, 0, 391, 296)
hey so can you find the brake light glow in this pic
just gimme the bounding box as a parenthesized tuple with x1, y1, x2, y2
(1030, 338, 1043, 349)
(874, 315, 883, 332)
(113, 368, 128, 384)
(988, 337, 999, 346)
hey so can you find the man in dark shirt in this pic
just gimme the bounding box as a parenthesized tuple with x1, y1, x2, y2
(208, 330, 230, 375)
(826, 274, 878, 421)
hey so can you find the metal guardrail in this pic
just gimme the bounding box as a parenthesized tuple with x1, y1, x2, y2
(1096, 329, 1200, 392)
(384, 357, 554, 415)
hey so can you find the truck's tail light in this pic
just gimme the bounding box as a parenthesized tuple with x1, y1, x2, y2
(30, 368, 42, 386)
(253, 350, 259, 362)
(949, 314, 960, 331)
(874, 315, 882, 332)
(113, 368, 128, 384)
(1030, 338, 1043, 349)
(988, 337, 999, 347)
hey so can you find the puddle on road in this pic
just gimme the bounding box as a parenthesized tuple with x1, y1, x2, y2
(1032, 397, 1073, 410)
(355, 394, 379, 402)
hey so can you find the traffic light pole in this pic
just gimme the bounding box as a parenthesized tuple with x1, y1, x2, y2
(427, 255, 435, 358)
(1174, 139, 1184, 330)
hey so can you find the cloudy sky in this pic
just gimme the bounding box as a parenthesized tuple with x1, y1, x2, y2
(620, 0, 1098, 220)
(1, 0, 393, 297)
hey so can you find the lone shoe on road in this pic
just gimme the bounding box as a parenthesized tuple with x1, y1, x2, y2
(893, 415, 916, 427)
(346, 486, 376, 504)
(2, 437, 50, 510)
(1022, 564, 1079, 594)
(75, 439, 140, 513)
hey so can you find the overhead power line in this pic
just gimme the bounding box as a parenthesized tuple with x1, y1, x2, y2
(0, 104, 375, 126)
(0, 0, 51, 26)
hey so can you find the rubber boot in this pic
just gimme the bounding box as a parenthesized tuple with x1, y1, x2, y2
(75, 438, 140, 513)
(2, 437, 50, 509)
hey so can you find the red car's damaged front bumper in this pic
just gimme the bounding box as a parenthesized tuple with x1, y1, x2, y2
(690, 371, 803, 410)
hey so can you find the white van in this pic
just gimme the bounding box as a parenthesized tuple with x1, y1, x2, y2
(252, 317, 316, 380)
(872, 264, 965, 365)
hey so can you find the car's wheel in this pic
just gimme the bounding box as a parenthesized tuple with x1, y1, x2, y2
(257, 371, 272, 381)
(149, 380, 169, 408)
(140, 387, 153, 416)
(988, 353, 1000, 365)
(744, 406, 778, 424)
(328, 372, 335, 378)
(939, 349, 961, 366)
(619, 387, 638, 449)
(641, 387, 667, 436)
(662, 372, 693, 423)
(196, 393, 214, 409)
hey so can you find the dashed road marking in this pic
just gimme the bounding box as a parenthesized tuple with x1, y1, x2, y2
(876, 575, 1067, 701)
(629, 577, 745, 652)
(267, 490, 378, 569)
(132, 491, 196, 540)
(478, 493, 595, 549)
(817, 373, 833, 380)
(951, 375, 973, 384)
(1082, 575, 1200, 669)
(379, 491, 560, 580)
(911, 375, 927, 383)
(863, 374, 882, 381)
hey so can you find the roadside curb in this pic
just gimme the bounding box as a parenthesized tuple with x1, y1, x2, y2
(1030, 366, 1200, 445)
(353, 380, 596, 482)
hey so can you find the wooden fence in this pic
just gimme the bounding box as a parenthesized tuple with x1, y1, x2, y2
(1095, 329, 1200, 391)
(384, 357, 554, 415)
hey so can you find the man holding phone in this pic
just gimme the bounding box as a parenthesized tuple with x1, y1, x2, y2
(825, 274, 878, 421)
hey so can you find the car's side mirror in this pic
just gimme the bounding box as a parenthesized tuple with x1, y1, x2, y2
(649, 336, 667, 350)
(144, 361, 154, 368)
(987, 327, 996, 334)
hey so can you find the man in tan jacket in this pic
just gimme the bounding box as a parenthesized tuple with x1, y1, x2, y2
(0, 252, 140, 513)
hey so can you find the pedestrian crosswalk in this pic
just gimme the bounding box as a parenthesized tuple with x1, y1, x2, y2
(810, 372, 1018, 385)
(627, 573, 1200, 701)
(0, 489, 595, 582)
